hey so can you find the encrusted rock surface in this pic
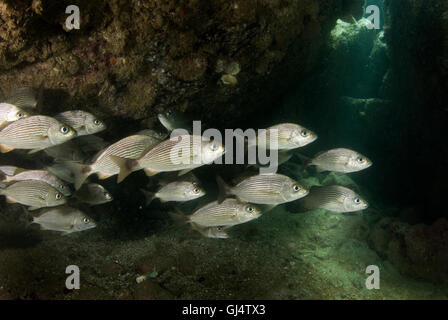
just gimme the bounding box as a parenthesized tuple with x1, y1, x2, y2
(0, 0, 364, 130)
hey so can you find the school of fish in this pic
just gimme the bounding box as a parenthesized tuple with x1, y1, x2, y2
(0, 86, 372, 237)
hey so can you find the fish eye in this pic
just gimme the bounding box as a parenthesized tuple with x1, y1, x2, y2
(55, 193, 63, 200)
(210, 143, 219, 151)
(354, 198, 361, 204)
(292, 184, 301, 192)
(94, 119, 101, 126)
(246, 206, 254, 213)
(17, 112, 24, 119)
(83, 217, 90, 224)
(105, 192, 112, 200)
(357, 157, 365, 163)
(59, 185, 65, 190)
(193, 188, 200, 194)
(60, 126, 69, 134)
(300, 130, 308, 137)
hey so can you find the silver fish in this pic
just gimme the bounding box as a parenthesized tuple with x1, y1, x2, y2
(250, 150, 294, 169)
(0, 165, 24, 176)
(55, 110, 106, 136)
(74, 183, 113, 205)
(112, 135, 225, 183)
(137, 129, 169, 141)
(4, 86, 41, 109)
(0, 103, 29, 128)
(191, 223, 229, 239)
(141, 181, 205, 205)
(186, 199, 261, 228)
(0, 180, 66, 210)
(47, 162, 84, 184)
(157, 109, 191, 132)
(0, 115, 76, 153)
(32, 206, 96, 234)
(44, 140, 86, 162)
(302, 185, 368, 213)
(0, 169, 71, 196)
(305, 148, 372, 173)
(217, 173, 308, 205)
(258, 123, 317, 150)
(76, 135, 109, 154)
(71, 134, 161, 189)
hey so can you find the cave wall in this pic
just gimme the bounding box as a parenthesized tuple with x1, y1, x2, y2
(0, 0, 364, 133)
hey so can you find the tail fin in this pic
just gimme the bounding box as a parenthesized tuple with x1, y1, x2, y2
(216, 175, 231, 204)
(167, 209, 189, 227)
(140, 189, 156, 206)
(295, 152, 312, 166)
(64, 162, 91, 190)
(109, 155, 137, 183)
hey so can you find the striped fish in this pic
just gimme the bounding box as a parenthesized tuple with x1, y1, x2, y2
(302, 185, 368, 213)
(0, 166, 24, 177)
(141, 180, 205, 205)
(74, 183, 113, 205)
(0, 180, 66, 210)
(0, 169, 72, 196)
(191, 223, 229, 239)
(0, 115, 76, 153)
(4, 86, 41, 109)
(259, 123, 317, 150)
(217, 173, 308, 205)
(112, 135, 225, 183)
(305, 148, 372, 173)
(0, 103, 28, 128)
(70, 134, 161, 189)
(55, 110, 106, 136)
(32, 206, 96, 234)
(187, 199, 261, 228)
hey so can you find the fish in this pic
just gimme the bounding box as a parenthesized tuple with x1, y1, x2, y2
(0, 180, 66, 210)
(137, 129, 169, 141)
(217, 173, 308, 205)
(249, 150, 294, 169)
(70, 134, 161, 189)
(0, 169, 72, 196)
(0, 103, 29, 128)
(46, 162, 82, 184)
(73, 183, 113, 205)
(140, 181, 205, 205)
(0, 115, 76, 153)
(304, 148, 372, 173)
(55, 110, 106, 136)
(76, 135, 109, 154)
(32, 206, 96, 234)
(302, 185, 368, 213)
(157, 109, 191, 132)
(184, 199, 261, 228)
(258, 123, 317, 150)
(191, 223, 229, 239)
(111, 135, 225, 183)
(44, 140, 86, 162)
(0, 165, 24, 177)
(4, 85, 42, 110)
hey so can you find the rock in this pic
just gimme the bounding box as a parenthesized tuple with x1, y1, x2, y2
(0, 0, 366, 131)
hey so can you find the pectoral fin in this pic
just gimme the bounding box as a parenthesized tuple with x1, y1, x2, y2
(5, 196, 17, 204)
(144, 168, 159, 177)
(0, 144, 14, 153)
